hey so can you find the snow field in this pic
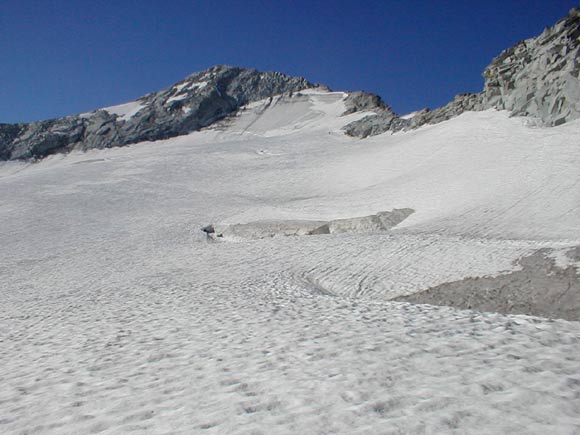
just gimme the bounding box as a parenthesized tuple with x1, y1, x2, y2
(1, 91, 580, 433)
(2, 275, 579, 434)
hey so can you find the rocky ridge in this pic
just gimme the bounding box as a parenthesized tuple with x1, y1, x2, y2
(344, 8, 580, 137)
(0, 66, 315, 160)
(2, 10, 579, 157)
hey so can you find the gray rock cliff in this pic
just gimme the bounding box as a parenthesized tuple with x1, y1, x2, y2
(345, 9, 580, 138)
(481, 8, 580, 126)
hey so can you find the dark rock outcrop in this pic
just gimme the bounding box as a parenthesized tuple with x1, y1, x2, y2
(342, 91, 388, 114)
(0, 123, 24, 160)
(1, 65, 315, 160)
(404, 93, 483, 128)
(343, 110, 399, 138)
(343, 91, 486, 138)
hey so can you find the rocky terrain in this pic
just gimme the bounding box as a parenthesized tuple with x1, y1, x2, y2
(0, 66, 315, 160)
(344, 8, 580, 137)
(1, 9, 579, 158)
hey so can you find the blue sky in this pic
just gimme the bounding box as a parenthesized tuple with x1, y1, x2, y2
(1, 0, 576, 123)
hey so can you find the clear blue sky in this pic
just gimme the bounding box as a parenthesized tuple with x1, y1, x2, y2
(1, 0, 576, 123)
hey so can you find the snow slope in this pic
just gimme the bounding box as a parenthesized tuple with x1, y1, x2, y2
(1, 90, 579, 434)
(102, 101, 146, 121)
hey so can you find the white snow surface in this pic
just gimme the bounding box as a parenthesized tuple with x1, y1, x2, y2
(400, 111, 420, 120)
(103, 101, 145, 121)
(166, 94, 188, 104)
(1, 92, 580, 434)
(173, 80, 209, 94)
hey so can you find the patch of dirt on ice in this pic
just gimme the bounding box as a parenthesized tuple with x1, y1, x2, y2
(394, 247, 580, 321)
(202, 208, 414, 240)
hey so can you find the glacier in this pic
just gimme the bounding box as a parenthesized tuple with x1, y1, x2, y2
(1, 89, 579, 434)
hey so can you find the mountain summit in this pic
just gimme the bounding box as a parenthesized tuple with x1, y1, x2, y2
(1, 9, 579, 159)
(0, 66, 316, 160)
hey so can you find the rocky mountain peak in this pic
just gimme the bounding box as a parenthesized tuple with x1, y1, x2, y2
(481, 7, 580, 126)
(344, 9, 580, 137)
(2, 10, 579, 157)
(0, 66, 316, 160)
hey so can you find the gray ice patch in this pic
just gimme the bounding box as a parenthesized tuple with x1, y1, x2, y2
(202, 208, 414, 241)
(394, 247, 580, 321)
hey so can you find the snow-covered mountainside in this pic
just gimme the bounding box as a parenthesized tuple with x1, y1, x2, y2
(0, 66, 316, 160)
(2, 9, 580, 160)
(1, 87, 579, 434)
(2, 9, 580, 435)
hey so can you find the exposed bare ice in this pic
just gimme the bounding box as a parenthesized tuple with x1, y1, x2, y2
(202, 208, 414, 240)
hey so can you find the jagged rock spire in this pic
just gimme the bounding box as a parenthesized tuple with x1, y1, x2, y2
(345, 9, 580, 137)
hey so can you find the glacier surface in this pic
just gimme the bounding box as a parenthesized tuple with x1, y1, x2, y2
(1, 91, 579, 434)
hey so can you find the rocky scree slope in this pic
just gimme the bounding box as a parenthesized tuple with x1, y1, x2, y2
(344, 8, 580, 137)
(0, 66, 315, 160)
